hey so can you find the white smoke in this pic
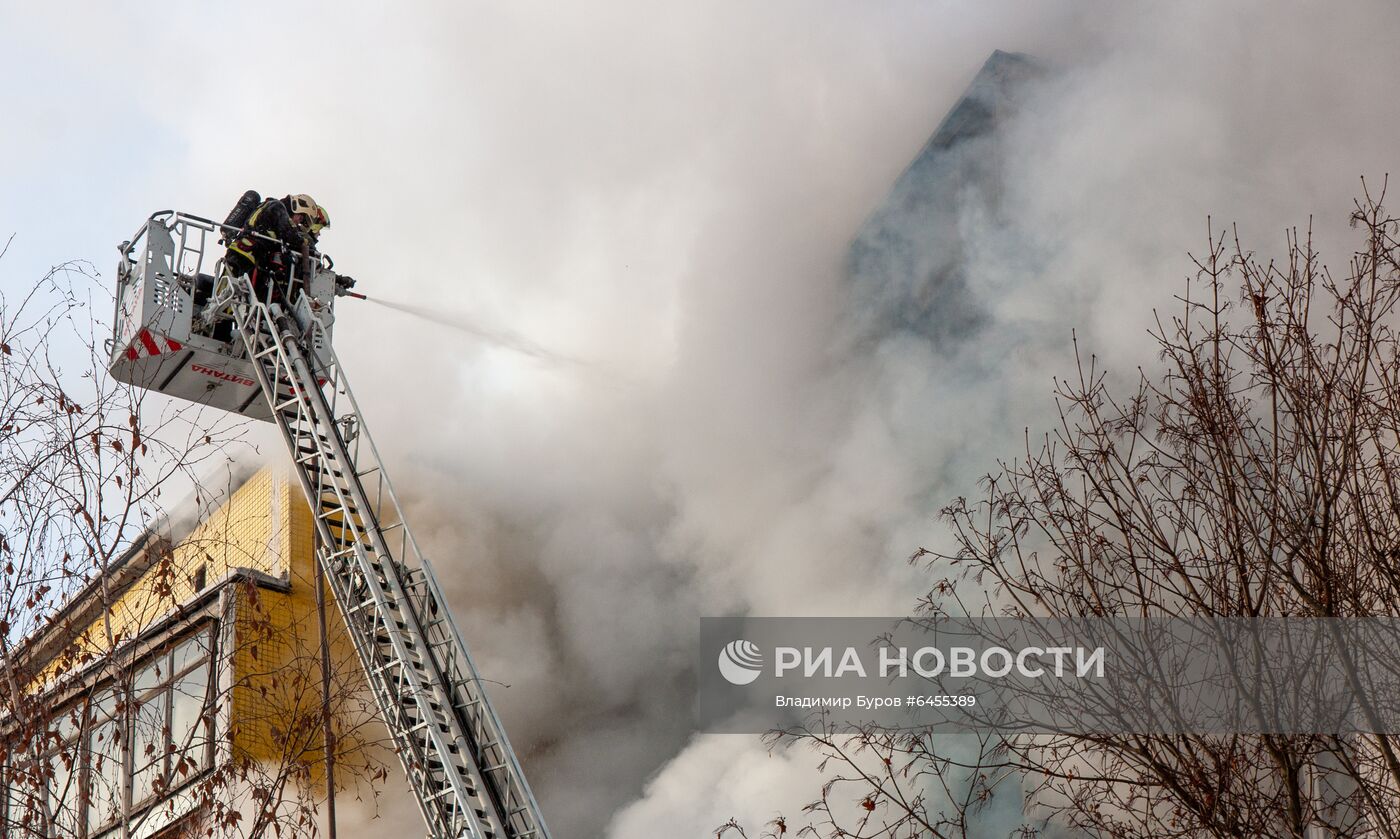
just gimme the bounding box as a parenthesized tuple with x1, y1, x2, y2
(6, 1, 1400, 836)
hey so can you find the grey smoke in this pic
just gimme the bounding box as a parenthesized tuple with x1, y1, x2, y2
(368, 46, 1065, 839)
(256, 5, 1400, 834)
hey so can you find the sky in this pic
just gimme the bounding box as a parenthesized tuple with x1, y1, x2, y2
(4, 2, 1400, 836)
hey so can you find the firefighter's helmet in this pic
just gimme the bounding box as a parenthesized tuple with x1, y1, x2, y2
(288, 194, 330, 234)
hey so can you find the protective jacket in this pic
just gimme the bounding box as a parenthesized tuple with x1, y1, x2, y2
(225, 197, 311, 278)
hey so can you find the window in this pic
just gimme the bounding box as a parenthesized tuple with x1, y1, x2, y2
(1, 623, 219, 838)
(0, 702, 85, 837)
(131, 630, 216, 811)
(46, 705, 83, 835)
(87, 687, 123, 834)
(3, 757, 43, 837)
(131, 671, 169, 808)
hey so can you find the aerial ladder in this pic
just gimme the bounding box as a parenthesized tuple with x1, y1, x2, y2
(110, 210, 551, 839)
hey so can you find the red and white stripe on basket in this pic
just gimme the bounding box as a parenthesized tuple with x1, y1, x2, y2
(125, 328, 183, 360)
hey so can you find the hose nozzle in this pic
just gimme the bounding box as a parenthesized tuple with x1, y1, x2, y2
(333, 274, 365, 299)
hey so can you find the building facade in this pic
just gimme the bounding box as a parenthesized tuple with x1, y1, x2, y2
(1, 469, 374, 838)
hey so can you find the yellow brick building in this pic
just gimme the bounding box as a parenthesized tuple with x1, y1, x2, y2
(1, 468, 376, 838)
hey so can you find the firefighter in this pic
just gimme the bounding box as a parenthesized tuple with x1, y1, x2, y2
(223, 193, 330, 301)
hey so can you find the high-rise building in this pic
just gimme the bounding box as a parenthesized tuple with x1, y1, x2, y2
(847, 50, 1042, 347)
